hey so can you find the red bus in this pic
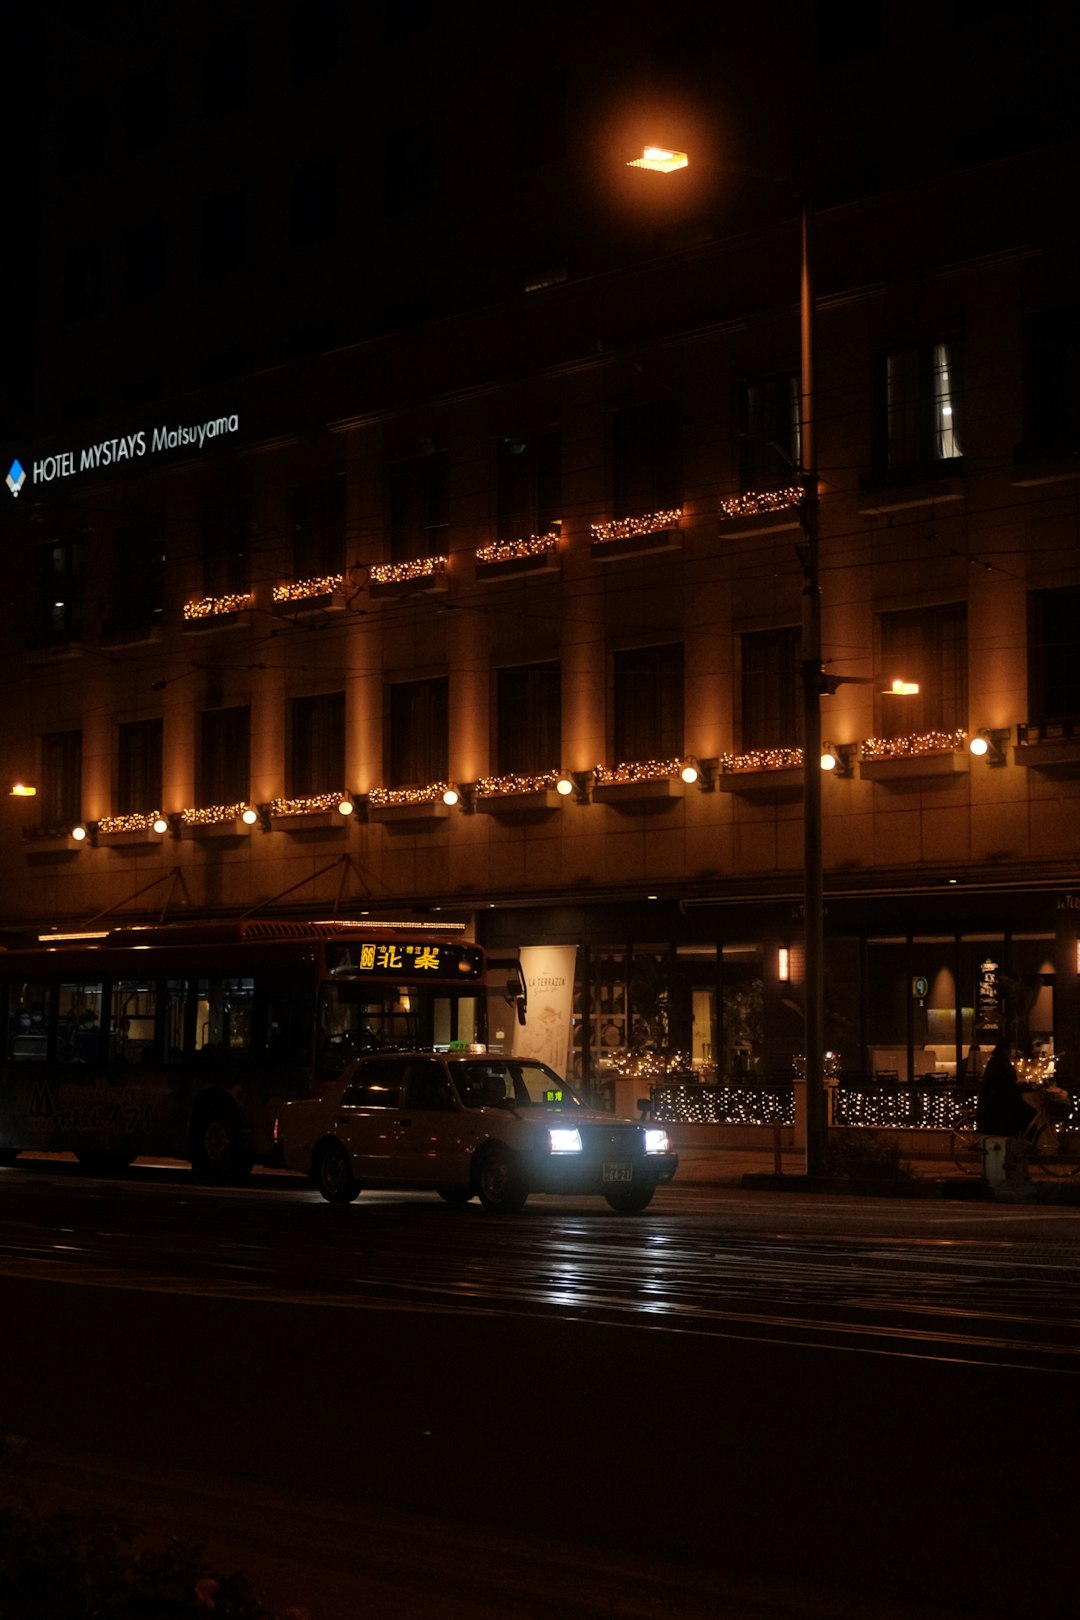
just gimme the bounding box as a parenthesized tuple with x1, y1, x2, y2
(0, 919, 509, 1178)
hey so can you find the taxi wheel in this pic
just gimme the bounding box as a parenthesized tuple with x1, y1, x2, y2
(474, 1147, 528, 1213)
(436, 1186, 474, 1205)
(315, 1141, 360, 1204)
(604, 1183, 655, 1213)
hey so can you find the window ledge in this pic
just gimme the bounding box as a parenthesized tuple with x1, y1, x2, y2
(99, 624, 165, 649)
(716, 507, 804, 539)
(592, 777, 684, 803)
(591, 528, 682, 562)
(474, 551, 560, 581)
(474, 789, 564, 813)
(368, 800, 452, 823)
(183, 610, 254, 633)
(1013, 737, 1080, 770)
(857, 468, 966, 515)
(858, 750, 968, 781)
(1010, 449, 1080, 487)
(271, 593, 348, 617)
(715, 767, 803, 794)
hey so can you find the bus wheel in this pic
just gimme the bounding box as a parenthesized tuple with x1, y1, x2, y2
(315, 1141, 359, 1204)
(191, 1107, 249, 1183)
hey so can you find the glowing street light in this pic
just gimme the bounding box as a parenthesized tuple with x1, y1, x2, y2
(627, 146, 688, 173)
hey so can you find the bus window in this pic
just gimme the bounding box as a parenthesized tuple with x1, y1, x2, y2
(195, 977, 255, 1065)
(164, 979, 189, 1065)
(110, 980, 158, 1065)
(57, 982, 104, 1065)
(6, 982, 50, 1062)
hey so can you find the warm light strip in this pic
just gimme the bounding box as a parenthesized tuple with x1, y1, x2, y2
(719, 487, 804, 520)
(180, 803, 249, 826)
(721, 748, 805, 773)
(183, 592, 253, 620)
(475, 533, 559, 564)
(272, 574, 345, 603)
(474, 771, 563, 798)
(98, 811, 165, 834)
(590, 509, 682, 544)
(860, 729, 967, 761)
(269, 792, 348, 817)
(37, 930, 110, 943)
(370, 556, 448, 584)
(368, 782, 454, 807)
(594, 758, 684, 785)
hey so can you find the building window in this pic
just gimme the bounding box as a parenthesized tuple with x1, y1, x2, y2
(513, 73, 566, 170)
(41, 731, 82, 827)
(879, 603, 967, 736)
(36, 540, 84, 645)
(389, 450, 448, 560)
(1028, 588, 1080, 725)
(291, 159, 337, 246)
(496, 663, 561, 776)
(612, 401, 682, 518)
(496, 431, 560, 539)
(125, 221, 164, 303)
(884, 341, 962, 471)
(1019, 310, 1080, 461)
(202, 191, 246, 274)
(198, 707, 250, 806)
(204, 29, 247, 114)
(384, 121, 434, 213)
(106, 523, 164, 635)
(292, 476, 345, 578)
(741, 627, 802, 749)
(290, 692, 345, 794)
(740, 374, 800, 491)
(202, 499, 251, 597)
(117, 719, 163, 814)
(388, 677, 448, 786)
(613, 645, 684, 762)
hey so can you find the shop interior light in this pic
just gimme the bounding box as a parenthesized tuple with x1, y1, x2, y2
(778, 946, 791, 983)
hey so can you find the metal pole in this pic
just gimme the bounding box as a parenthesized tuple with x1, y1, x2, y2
(800, 197, 827, 1175)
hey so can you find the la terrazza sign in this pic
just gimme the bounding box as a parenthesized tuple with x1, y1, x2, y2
(6, 413, 240, 497)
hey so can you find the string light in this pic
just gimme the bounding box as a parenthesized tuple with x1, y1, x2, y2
(268, 792, 353, 818)
(474, 770, 566, 798)
(721, 747, 805, 773)
(594, 758, 685, 785)
(475, 533, 559, 564)
(181, 803, 249, 826)
(860, 729, 967, 761)
(98, 811, 167, 835)
(590, 509, 682, 544)
(368, 782, 456, 808)
(370, 555, 448, 584)
(719, 487, 804, 520)
(272, 573, 345, 604)
(183, 592, 253, 620)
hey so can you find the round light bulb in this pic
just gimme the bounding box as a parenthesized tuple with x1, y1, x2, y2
(556, 776, 574, 796)
(337, 797, 354, 816)
(241, 806, 259, 825)
(680, 763, 699, 784)
(442, 787, 459, 807)
(820, 750, 837, 771)
(71, 824, 87, 842)
(152, 815, 169, 834)
(969, 734, 989, 757)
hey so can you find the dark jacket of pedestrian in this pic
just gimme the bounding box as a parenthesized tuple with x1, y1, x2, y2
(975, 1041, 1036, 1136)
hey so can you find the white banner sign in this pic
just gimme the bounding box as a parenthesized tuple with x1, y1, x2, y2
(511, 946, 578, 1076)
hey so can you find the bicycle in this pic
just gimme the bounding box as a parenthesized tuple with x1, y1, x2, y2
(949, 1084, 1080, 1178)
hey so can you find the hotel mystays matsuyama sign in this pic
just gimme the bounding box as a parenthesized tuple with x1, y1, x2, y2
(5, 412, 240, 498)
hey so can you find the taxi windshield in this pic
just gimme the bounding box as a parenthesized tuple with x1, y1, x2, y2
(449, 1059, 580, 1110)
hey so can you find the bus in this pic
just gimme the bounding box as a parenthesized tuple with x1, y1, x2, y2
(0, 919, 518, 1179)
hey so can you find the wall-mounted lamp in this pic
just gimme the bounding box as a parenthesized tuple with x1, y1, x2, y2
(679, 756, 716, 790)
(9, 782, 37, 798)
(883, 677, 920, 696)
(336, 794, 355, 817)
(70, 820, 97, 847)
(442, 783, 474, 811)
(568, 769, 595, 803)
(241, 804, 259, 826)
(555, 774, 576, 797)
(969, 727, 1009, 766)
(820, 742, 854, 777)
(778, 946, 791, 983)
(152, 813, 170, 835)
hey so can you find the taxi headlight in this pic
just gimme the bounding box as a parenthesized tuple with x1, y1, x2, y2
(644, 1128, 670, 1155)
(549, 1127, 583, 1154)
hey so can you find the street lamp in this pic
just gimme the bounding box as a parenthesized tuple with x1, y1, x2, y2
(628, 153, 827, 1173)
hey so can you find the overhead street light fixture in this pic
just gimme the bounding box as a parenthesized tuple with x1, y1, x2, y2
(627, 147, 689, 173)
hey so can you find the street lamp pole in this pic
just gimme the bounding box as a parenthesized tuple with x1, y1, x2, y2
(799, 197, 827, 1175)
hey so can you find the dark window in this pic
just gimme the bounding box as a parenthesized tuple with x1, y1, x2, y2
(403, 1058, 455, 1110)
(38, 540, 84, 645)
(204, 29, 247, 114)
(513, 73, 566, 170)
(389, 450, 448, 560)
(41, 731, 83, 827)
(117, 719, 163, 813)
(125, 221, 164, 302)
(198, 707, 250, 806)
(202, 191, 246, 273)
(106, 522, 164, 635)
(389, 677, 449, 786)
(1019, 310, 1080, 460)
(612, 401, 682, 518)
(385, 121, 434, 213)
(740, 374, 800, 490)
(342, 1059, 404, 1107)
(741, 627, 802, 749)
(291, 159, 337, 245)
(64, 247, 99, 321)
(613, 645, 684, 762)
(202, 498, 251, 597)
(883, 341, 962, 471)
(292, 0, 337, 78)
(496, 432, 561, 540)
(1028, 588, 1080, 725)
(290, 692, 346, 794)
(64, 95, 104, 172)
(292, 476, 346, 578)
(125, 63, 167, 148)
(496, 663, 561, 776)
(879, 603, 967, 736)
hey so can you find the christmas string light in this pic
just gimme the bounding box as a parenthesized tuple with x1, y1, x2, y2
(590, 509, 682, 544)
(474, 770, 564, 798)
(183, 592, 254, 620)
(594, 758, 684, 785)
(370, 555, 448, 584)
(272, 574, 345, 604)
(268, 792, 351, 818)
(721, 747, 805, 773)
(719, 487, 804, 520)
(181, 802, 249, 826)
(368, 782, 454, 808)
(860, 729, 967, 761)
(475, 533, 559, 564)
(97, 811, 166, 834)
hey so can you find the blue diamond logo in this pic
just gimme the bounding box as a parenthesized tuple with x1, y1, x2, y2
(6, 458, 25, 498)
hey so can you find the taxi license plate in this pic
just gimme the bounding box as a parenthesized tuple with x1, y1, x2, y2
(603, 1162, 633, 1183)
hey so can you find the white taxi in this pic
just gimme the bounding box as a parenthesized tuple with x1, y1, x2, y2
(275, 1052, 678, 1212)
